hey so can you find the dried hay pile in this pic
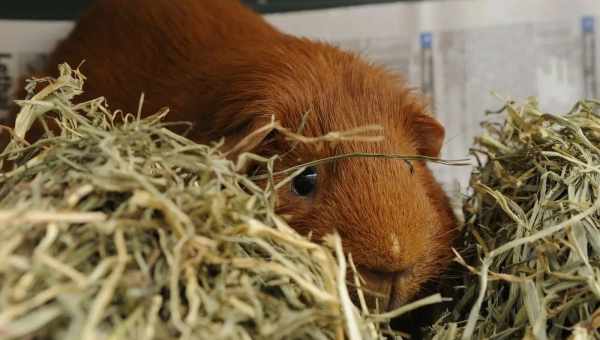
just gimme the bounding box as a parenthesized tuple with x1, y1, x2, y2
(432, 98, 600, 339)
(0, 64, 446, 340)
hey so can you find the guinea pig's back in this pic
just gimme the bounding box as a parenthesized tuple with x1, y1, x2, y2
(3, 0, 281, 146)
(38, 0, 278, 112)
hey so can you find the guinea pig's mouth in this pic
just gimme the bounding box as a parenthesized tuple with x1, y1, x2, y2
(386, 267, 415, 311)
(354, 265, 416, 312)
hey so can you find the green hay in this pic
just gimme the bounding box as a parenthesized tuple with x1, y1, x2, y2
(431, 98, 600, 339)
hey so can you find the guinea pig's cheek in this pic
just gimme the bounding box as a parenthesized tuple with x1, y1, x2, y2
(268, 188, 318, 235)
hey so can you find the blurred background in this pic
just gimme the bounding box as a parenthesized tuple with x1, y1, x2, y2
(2, 0, 414, 19)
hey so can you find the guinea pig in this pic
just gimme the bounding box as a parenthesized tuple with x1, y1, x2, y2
(5, 0, 457, 311)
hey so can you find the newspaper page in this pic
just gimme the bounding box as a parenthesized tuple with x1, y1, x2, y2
(1, 0, 599, 191)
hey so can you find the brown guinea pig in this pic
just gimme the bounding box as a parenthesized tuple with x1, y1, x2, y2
(6, 0, 457, 311)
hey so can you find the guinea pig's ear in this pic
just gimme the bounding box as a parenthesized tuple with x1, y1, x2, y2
(218, 114, 277, 162)
(412, 112, 445, 158)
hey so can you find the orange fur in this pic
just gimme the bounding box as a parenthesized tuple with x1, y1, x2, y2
(6, 0, 457, 310)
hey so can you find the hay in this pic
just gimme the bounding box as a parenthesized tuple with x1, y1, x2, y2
(431, 98, 600, 339)
(0, 63, 455, 340)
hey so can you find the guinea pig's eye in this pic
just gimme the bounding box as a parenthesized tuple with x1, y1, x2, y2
(291, 166, 317, 197)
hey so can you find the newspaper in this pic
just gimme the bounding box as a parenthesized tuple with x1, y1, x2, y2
(1, 0, 599, 190)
